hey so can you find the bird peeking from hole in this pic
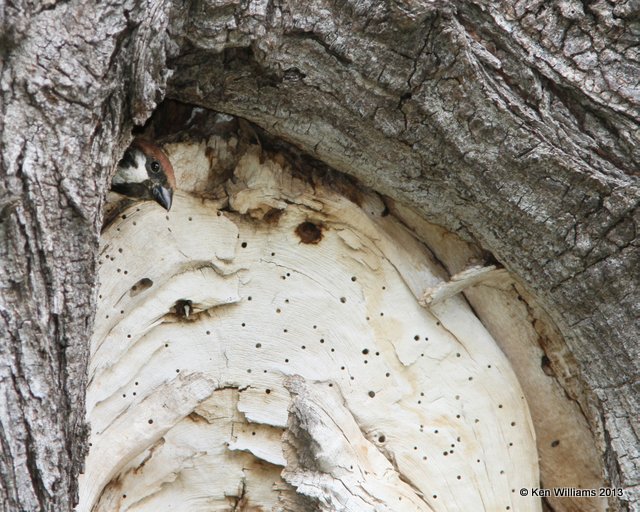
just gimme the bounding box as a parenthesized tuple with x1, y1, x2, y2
(111, 139, 175, 211)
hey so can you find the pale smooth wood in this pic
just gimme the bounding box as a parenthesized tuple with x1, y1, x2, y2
(79, 143, 540, 511)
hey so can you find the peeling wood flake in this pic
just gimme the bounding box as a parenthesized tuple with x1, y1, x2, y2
(420, 265, 510, 306)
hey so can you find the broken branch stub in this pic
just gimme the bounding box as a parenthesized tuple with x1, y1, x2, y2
(80, 142, 540, 511)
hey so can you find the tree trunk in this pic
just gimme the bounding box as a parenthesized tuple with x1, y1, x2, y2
(0, 2, 172, 509)
(1, 1, 637, 511)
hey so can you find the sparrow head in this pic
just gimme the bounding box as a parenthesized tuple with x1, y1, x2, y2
(111, 139, 176, 211)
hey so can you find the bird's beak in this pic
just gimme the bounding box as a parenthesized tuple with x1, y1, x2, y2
(152, 185, 173, 211)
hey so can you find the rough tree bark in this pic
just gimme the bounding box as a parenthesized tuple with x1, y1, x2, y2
(0, 1, 638, 511)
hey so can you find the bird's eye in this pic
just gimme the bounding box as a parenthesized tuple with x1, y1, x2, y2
(150, 161, 161, 173)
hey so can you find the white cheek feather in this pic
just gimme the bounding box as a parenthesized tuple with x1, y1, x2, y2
(112, 150, 148, 185)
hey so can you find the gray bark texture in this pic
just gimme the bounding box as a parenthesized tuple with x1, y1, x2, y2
(0, 0, 638, 511)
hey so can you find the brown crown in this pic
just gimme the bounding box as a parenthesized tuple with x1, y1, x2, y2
(131, 138, 176, 188)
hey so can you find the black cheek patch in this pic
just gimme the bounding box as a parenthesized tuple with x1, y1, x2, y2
(118, 149, 137, 169)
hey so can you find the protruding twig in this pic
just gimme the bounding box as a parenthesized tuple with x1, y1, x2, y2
(420, 265, 509, 306)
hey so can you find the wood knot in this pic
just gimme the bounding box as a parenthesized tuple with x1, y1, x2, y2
(295, 221, 323, 244)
